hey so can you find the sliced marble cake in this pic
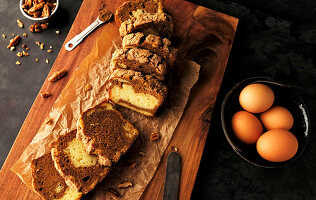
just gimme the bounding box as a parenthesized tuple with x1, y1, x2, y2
(77, 102, 139, 166)
(122, 32, 178, 66)
(110, 47, 168, 81)
(31, 153, 82, 200)
(108, 68, 168, 117)
(115, 0, 164, 25)
(51, 130, 111, 194)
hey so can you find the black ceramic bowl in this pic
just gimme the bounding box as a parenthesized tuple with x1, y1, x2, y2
(221, 77, 310, 168)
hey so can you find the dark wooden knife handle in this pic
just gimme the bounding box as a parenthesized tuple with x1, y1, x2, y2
(163, 152, 181, 200)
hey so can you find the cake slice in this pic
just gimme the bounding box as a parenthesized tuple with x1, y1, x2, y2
(51, 130, 111, 194)
(114, 0, 164, 25)
(77, 102, 139, 166)
(122, 32, 178, 66)
(31, 153, 82, 200)
(119, 12, 174, 39)
(108, 68, 168, 117)
(110, 47, 168, 81)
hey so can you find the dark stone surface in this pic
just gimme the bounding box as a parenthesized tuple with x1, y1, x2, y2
(0, 0, 315, 199)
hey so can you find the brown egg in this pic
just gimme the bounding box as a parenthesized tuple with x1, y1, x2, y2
(256, 129, 298, 162)
(260, 106, 294, 130)
(231, 111, 263, 144)
(239, 83, 275, 113)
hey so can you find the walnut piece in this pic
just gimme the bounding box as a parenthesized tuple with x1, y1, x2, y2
(22, 50, 30, 56)
(17, 19, 24, 28)
(84, 84, 92, 91)
(41, 92, 52, 98)
(42, 5, 50, 17)
(41, 23, 49, 30)
(48, 69, 67, 82)
(22, 33, 27, 37)
(16, 52, 23, 57)
(7, 35, 21, 49)
(150, 132, 160, 141)
(107, 188, 121, 199)
(117, 181, 133, 189)
(127, 162, 136, 169)
(16, 61, 21, 65)
(29, 2, 45, 13)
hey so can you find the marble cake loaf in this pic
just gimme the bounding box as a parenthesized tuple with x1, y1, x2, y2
(114, 0, 164, 25)
(77, 102, 139, 166)
(108, 68, 168, 117)
(31, 153, 82, 200)
(51, 130, 111, 194)
(122, 32, 178, 66)
(119, 12, 174, 39)
(110, 47, 168, 81)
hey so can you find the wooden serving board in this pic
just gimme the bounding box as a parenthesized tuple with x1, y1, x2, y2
(0, 0, 238, 199)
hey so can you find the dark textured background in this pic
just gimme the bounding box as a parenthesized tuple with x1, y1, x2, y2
(0, 0, 315, 199)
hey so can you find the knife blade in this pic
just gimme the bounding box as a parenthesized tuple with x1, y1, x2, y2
(163, 151, 181, 200)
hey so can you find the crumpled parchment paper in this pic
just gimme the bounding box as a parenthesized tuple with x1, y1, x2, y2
(11, 22, 200, 200)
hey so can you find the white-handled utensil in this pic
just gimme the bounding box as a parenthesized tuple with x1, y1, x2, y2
(65, 9, 112, 51)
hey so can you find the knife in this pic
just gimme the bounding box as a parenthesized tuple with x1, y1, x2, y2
(163, 151, 181, 200)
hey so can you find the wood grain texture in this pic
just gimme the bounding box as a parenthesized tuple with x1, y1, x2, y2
(0, 0, 238, 199)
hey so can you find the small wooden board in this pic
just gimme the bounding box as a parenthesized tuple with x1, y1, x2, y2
(0, 0, 238, 199)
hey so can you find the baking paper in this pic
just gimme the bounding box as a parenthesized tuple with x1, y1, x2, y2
(11, 22, 200, 199)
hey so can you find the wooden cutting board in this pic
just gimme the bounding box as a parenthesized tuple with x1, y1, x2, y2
(0, 0, 238, 199)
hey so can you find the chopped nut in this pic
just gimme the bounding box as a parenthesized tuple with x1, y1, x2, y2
(42, 5, 50, 18)
(21, 4, 28, 9)
(23, 33, 27, 37)
(35, 41, 40, 45)
(47, 49, 53, 53)
(84, 84, 92, 91)
(35, 58, 39, 62)
(41, 23, 49, 30)
(29, 23, 35, 32)
(55, 30, 60, 34)
(17, 19, 24, 28)
(29, 2, 45, 13)
(33, 11, 41, 18)
(41, 92, 52, 98)
(26, 47, 30, 50)
(150, 132, 160, 141)
(12, 33, 15, 36)
(2, 34, 6, 38)
(45, 118, 52, 125)
(48, 69, 67, 82)
(40, 43, 44, 50)
(106, 188, 121, 199)
(25, 0, 32, 8)
(22, 50, 30, 56)
(127, 162, 136, 169)
(16, 61, 21, 65)
(16, 52, 23, 57)
(7, 35, 20, 48)
(45, 58, 49, 63)
(171, 146, 179, 152)
(139, 152, 145, 156)
(22, 44, 27, 48)
(34, 23, 42, 33)
(49, 46, 53, 49)
(117, 181, 133, 189)
(10, 46, 15, 51)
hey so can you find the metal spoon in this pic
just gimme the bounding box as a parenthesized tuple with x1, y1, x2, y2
(65, 9, 112, 51)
